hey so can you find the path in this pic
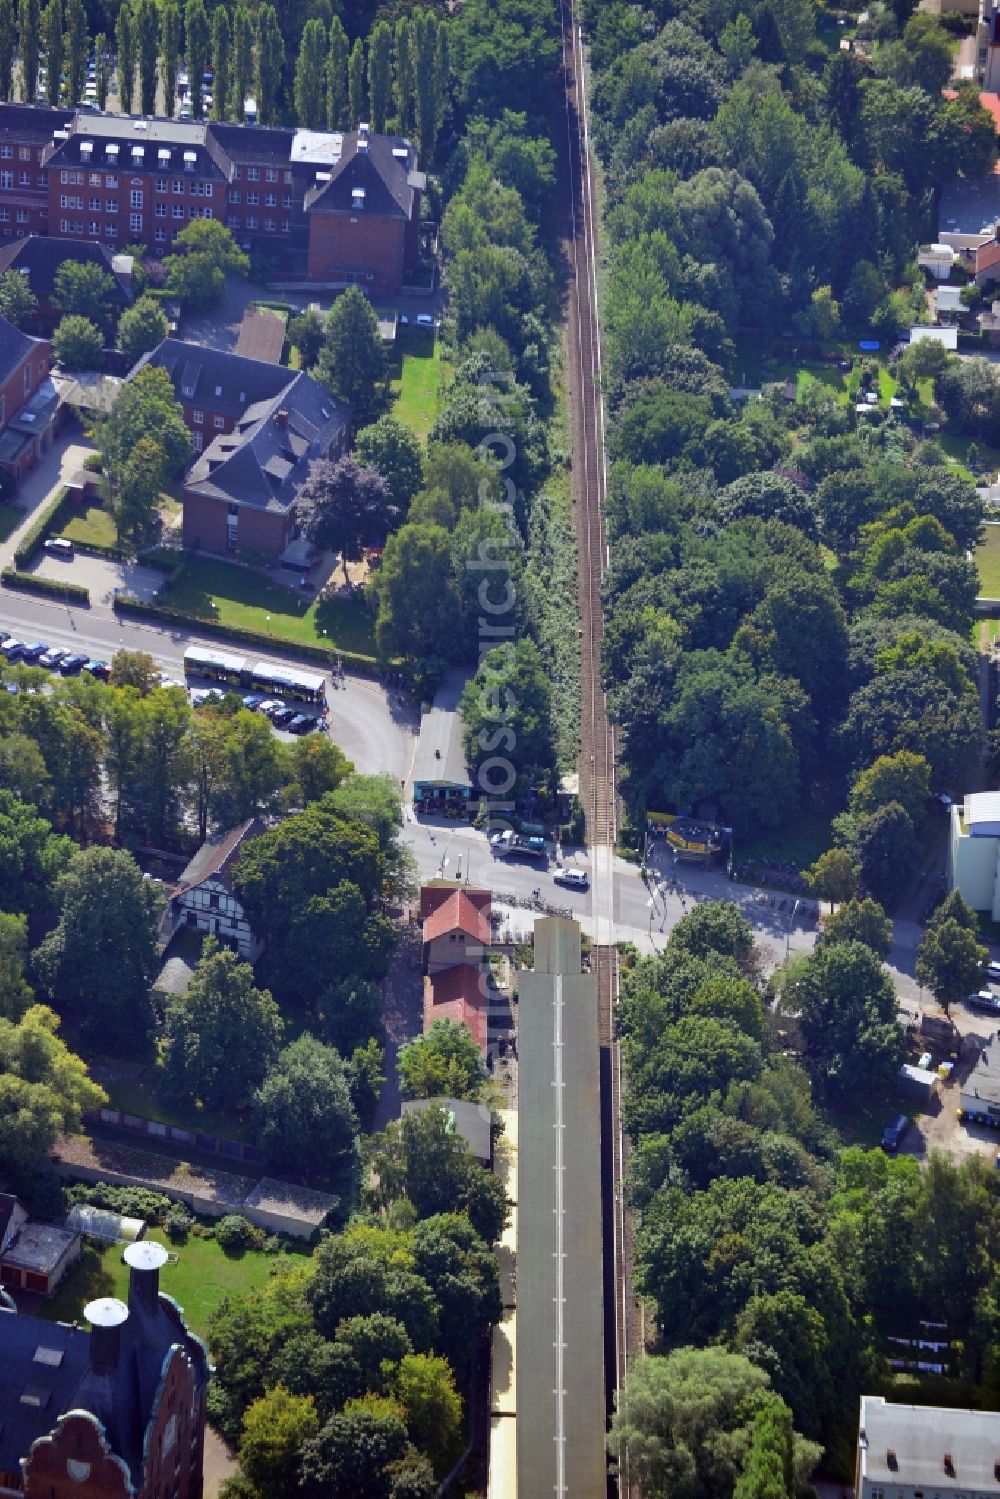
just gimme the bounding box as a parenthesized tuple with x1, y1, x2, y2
(0, 432, 94, 570)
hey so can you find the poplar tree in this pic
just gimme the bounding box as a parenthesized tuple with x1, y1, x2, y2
(327, 14, 348, 130)
(41, 0, 61, 106)
(64, 0, 86, 104)
(185, 0, 208, 119)
(367, 19, 391, 134)
(412, 9, 441, 164)
(133, 0, 158, 116)
(0, 0, 15, 100)
(231, 4, 252, 122)
(18, 0, 38, 103)
(254, 3, 283, 125)
(115, 1, 136, 114)
(93, 31, 109, 109)
(293, 16, 327, 129)
(393, 15, 413, 132)
(209, 4, 228, 120)
(159, 0, 180, 119)
(348, 35, 364, 128)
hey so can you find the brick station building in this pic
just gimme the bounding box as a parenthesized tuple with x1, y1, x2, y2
(0, 104, 423, 293)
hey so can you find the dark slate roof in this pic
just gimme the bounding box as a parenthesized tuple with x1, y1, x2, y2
(307, 132, 418, 220)
(235, 308, 286, 364)
(208, 121, 297, 164)
(186, 370, 351, 513)
(0, 1288, 208, 1489)
(0, 311, 47, 386)
(0, 1191, 18, 1246)
(175, 818, 261, 894)
(42, 115, 226, 180)
(0, 236, 132, 303)
(0, 102, 74, 143)
(134, 336, 294, 418)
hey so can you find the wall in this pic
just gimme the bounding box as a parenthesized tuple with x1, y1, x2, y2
(426, 932, 484, 975)
(0, 339, 50, 431)
(948, 819, 999, 912)
(181, 487, 291, 561)
(307, 211, 406, 293)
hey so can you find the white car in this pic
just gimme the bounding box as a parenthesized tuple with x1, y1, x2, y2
(554, 867, 589, 891)
(44, 536, 73, 556)
(190, 687, 224, 706)
(415, 313, 435, 328)
(258, 698, 286, 718)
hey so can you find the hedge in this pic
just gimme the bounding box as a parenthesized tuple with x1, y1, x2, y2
(69, 536, 128, 562)
(13, 485, 73, 567)
(2, 568, 90, 604)
(112, 593, 387, 676)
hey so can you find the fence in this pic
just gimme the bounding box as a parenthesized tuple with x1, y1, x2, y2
(88, 1106, 265, 1166)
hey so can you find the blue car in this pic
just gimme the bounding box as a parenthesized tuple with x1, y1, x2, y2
(242, 693, 266, 711)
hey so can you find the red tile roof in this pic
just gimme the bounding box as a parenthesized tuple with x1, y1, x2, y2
(424, 966, 489, 1054)
(422, 889, 492, 945)
(977, 240, 1000, 274)
(419, 883, 492, 921)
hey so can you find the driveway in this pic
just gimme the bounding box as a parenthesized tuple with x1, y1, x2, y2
(0, 434, 96, 570)
(179, 274, 270, 353)
(30, 549, 166, 607)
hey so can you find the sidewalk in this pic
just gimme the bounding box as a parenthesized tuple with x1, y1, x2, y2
(0, 432, 96, 570)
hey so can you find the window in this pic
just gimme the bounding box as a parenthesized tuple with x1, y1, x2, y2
(106, 173, 117, 188)
(156, 177, 167, 193)
(265, 167, 277, 182)
(59, 218, 69, 232)
(15, 209, 26, 224)
(0, 209, 10, 223)
(18, 171, 29, 186)
(18, 147, 29, 161)
(228, 190, 240, 204)
(173, 179, 184, 194)
(213, 415, 225, 429)
(264, 217, 275, 232)
(188, 205, 198, 218)
(37, 359, 45, 378)
(154, 226, 166, 242)
(173, 204, 184, 219)
(155, 202, 166, 218)
(192, 430, 203, 453)
(106, 198, 117, 212)
(246, 192, 258, 206)
(89, 172, 100, 186)
(233, 166, 242, 180)
(0, 171, 12, 190)
(36, 173, 46, 187)
(0, 145, 11, 159)
(245, 215, 257, 230)
(89, 196, 100, 211)
(193, 409, 203, 424)
(281, 219, 290, 234)
(23, 366, 30, 396)
(282, 194, 291, 209)
(88, 221, 99, 236)
(130, 211, 142, 233)
(264, 192, 275, 207)
(247, 166, 259, 181)
(130, 189, 143, 209)
(201, 207, 213, 219)
(59, 195, 82, 209)
(105, 224, 117, 237)
(283, 170, 292, 185)
(227, 215, 240, 229)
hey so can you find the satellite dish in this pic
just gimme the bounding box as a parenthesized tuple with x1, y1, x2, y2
(84, 1298, 129, 1328)
(123, 1242, 169, 1272)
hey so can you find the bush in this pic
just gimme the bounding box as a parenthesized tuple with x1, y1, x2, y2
(13, 485, 72, 566)
(64, 1180, 172, 1224)
(82, 452, 103, 472)
(2, 568, 90, 604)
(214, 1213, 260, 1251)
(165, 1205, 193, 1242)
(28, 1171, 65, 1221)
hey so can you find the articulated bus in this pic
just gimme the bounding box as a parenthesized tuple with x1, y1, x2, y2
(183, 647, 326, 705)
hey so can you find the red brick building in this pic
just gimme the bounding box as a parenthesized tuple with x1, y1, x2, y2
(0, 105, 423, 292)
(0, 311, 57, 479)
(420, 886, 494, 1060)
(1, 1241, 209, 1499)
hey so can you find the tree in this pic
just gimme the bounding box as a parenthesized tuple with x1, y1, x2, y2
(294, 17, 327, 129)
(117, 295, 168, 370)
(93, 31, 109, 110)
(0, 911, 34, 1020)
(785, 940, 904, 1099)
(317, 285, 386, 422)
(368, 1104, 510, 1242)
(412, 8, 442, 164)
(355, 417, 424, 515)
(116, 0, 136, 111)
(0, 1005, 105, 1173)
(300, 1403, 410, 1499)
(115, 433, 166, 542)
(53, 260, 116, 329)
(398, 1019, 488, 1102)
(17, 0, 38, 105)
(40, 0, 61, 105)
(819, 897, 893, 958)
(855, 801, 917, 907)
(929, 888, 979, 933)
(0, 790, 71, 917)
(33, 846, 162, 1045)
(164, 218, 249, 309)
(372, 522, 461, 664)
(159, 0, 180, 121)
(806, 847, 859, 911)
(388, 1353, 463, 1480)
(460, 639, 555, 796)
(0, 267, 36, 330)
(64, 0, 86, 105)
(255, 3, 283, 126)
(327, 14, 349, 129)
(609, 1347, 820, 1499)
(161, 940, 283, 1111)
(53, 314, 103, 370)
(368, 20, 392, 134)
(284, 734, 353, 810)
(288, 308, 324, 370)
(210, 4, 229, 120)
(109, 648, 161, 694)
(253, 1034, 357, 1176)
(298, 457, 396, 575)
(239, 1386, 318, 1499)
(850, 750, 931, 826)
(917, 918, 987, 1013)
(394, 15, 413, 132)
(670, 901, 755, 968)
(348, 36, 364, 127)
(231, 4, 252, 122)
(185, 0, 208, 118)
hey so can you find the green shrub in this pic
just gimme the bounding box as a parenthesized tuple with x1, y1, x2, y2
(64, 1180, 172, 1224)
(13, 485, 73, 566)
(82, 452, 103, 472)
(165, 1205, 193, 1242)
(2, 569, 89, 604)
(214, 1213, 261, 1251)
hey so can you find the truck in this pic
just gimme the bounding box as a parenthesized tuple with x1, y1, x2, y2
(490, 829, 547, 864)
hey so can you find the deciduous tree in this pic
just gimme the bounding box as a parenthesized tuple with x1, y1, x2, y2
(398, 1019, 487, 1101)
(209, 4, 229, 120)
(117, 295, 169, 370)
(254, 2, 283, 125)
(159, 0, 180, 120)
(184, 0, 209, 118)
(917, 917, 987, 1013)
(368, 20, 392, 133)
(0, 1005, 105, 1172)
(133, 0, 158, 117)
(53, 314, 103, 370)
(293, 17, 327, 129)
(253, 1034, 357, 1175)
(16, 0, 36, 104)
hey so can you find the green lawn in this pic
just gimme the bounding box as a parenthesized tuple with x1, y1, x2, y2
(0, 502, 23, 542)
(157, 555, 376, 657)
(38, 1227, 298, 1338)
(390, 329, 447, 441)
(60, 503, 118, 548)
(977, 525, 1000, 597)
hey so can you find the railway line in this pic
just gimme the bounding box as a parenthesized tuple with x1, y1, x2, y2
(557, 0, 638, 1490)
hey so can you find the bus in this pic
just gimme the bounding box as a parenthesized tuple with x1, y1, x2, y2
(249, 661, 326, 705)
(183, 646, 249, 687)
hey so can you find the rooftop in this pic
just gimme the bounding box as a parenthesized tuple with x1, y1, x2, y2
(964, 791, 1000, 832)
(306, 129, 421, 220)
(174, 818, 261, 894)
(424, 965, 491, 1054)
(858, 1395, 1000, 1490)
(0, 311, 47, 388)
(401, 1096, 493, 1162)
(423, 889, 492, 945)
(940, 176, 1000, 238)
(243, 1177, 337, 1227)
(0, 235, 132, 303)
(960, 1040, 1000, 1110)
(235, 308, 287, 365)
(135, 336, 294, 417)
(1, 1220, 78, 1274)
(412, 694, 471, 793)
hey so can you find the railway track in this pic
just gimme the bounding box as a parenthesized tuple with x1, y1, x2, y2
(557, 0, 638, 1492)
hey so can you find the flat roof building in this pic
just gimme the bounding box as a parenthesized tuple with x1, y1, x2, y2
(856, 1394, 1000, 1496)
(412, 674, 473, 812)
(947, 793, 1000, 916)
(959, 1037, 1000, 1123)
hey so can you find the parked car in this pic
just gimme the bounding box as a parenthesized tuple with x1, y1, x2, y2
(881, 1114, 909, 1153)
(19, 642, 47, 662)
(258, 698, 285, 717)
(967, 990, 1000, 1014)
(82, 660, 110, 679)
(43, 536, 73, 556)
(554, 867, 589, 890)
(0, 639, 24, 659)
(271, 708, 297, 728)
(190, 687, 223, 706)
(984, 961, 1000, 983)
(287, 713, 316, 734)
(415, 313, 435, 328)
(242, 693, 266, 711)
(38, 648, 66, 668)
(59, 653, 90, 675)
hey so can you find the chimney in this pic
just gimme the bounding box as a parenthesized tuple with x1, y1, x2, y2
(275, 409, 288, 428)
(84, 1298, 129, 1374)
(124, 1240, 169, 1313)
